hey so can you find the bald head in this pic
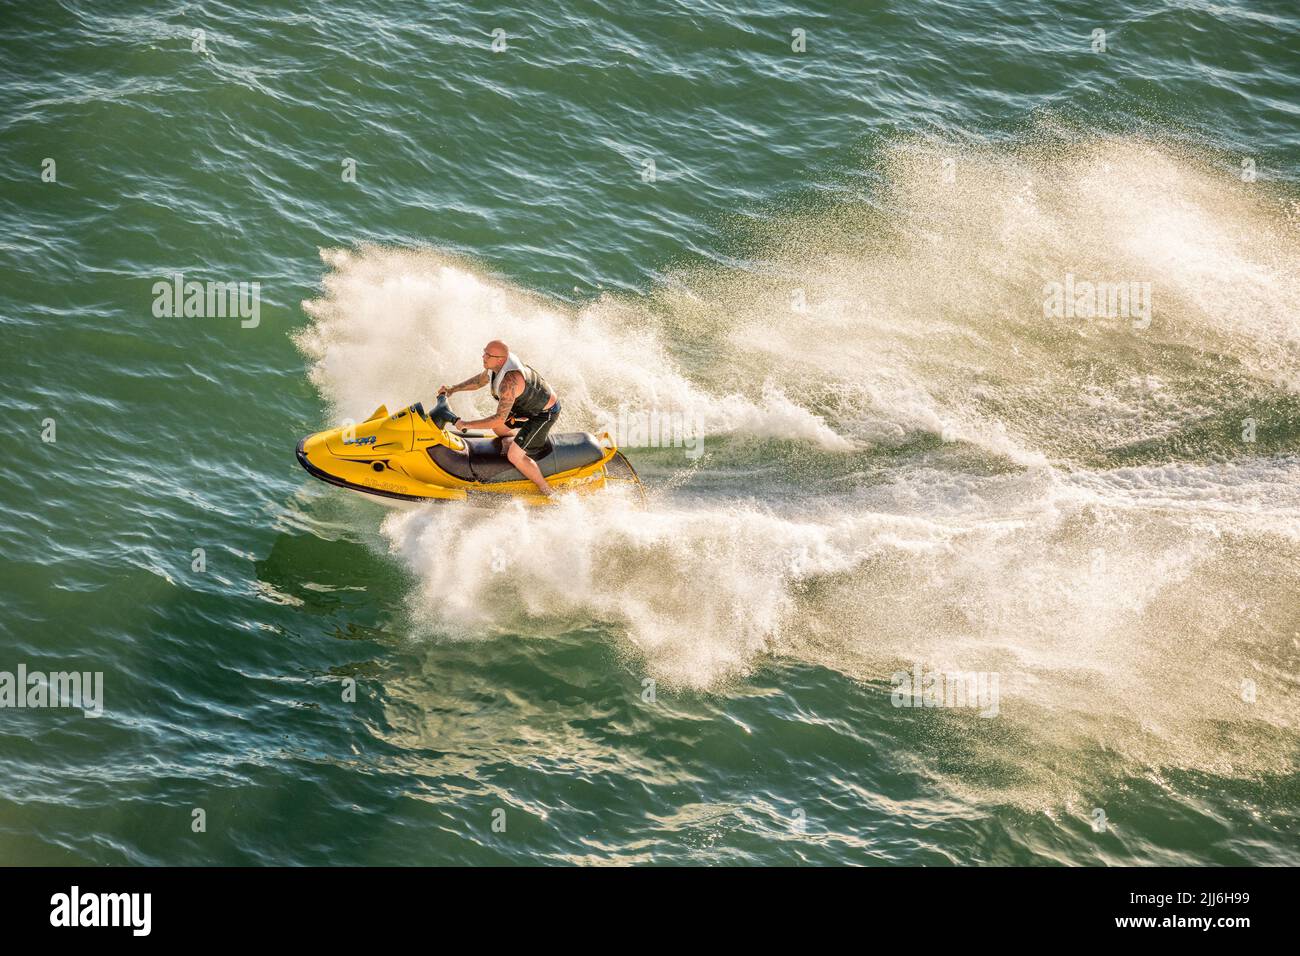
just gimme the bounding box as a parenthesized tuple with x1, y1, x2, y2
(481, 340, 509, 372)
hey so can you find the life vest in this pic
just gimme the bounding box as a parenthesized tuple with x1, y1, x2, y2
(490, 352, 555, 419)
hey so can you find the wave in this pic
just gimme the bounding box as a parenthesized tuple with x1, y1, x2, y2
(298, 132, 1300, 801)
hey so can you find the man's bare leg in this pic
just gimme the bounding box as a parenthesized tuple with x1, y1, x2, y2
(492, 425, 554, 496)
(506, 438, 554, 496)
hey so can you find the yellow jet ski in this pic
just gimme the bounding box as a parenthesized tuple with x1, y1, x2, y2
(296, 395, 641, 505)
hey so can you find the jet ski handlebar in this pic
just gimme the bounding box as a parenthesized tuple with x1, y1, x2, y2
(428, 394, 460, 429)
(425, 396, 502, 436)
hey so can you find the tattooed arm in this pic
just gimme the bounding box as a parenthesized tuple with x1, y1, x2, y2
(437, 370, 489, 396)
(456, 370, 521, 430)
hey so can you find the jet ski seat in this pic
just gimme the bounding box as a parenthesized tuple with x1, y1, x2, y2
(428, 432, 605, 484)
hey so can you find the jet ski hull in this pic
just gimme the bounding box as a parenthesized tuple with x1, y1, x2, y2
(295, 400, 641, 505)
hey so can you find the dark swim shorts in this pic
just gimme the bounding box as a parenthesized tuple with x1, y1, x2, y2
(511, 401, 561, 453)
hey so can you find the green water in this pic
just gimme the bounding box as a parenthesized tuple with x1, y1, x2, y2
(1, 0, 1297, 865)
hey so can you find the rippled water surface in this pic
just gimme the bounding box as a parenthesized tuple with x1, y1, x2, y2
(1, 0, 1297, 864)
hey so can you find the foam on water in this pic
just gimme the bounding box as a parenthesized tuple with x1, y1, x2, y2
(296, 246, 850, 449)
(300, 134, 1300, 803)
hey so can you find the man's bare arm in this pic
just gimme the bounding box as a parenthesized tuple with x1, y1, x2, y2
(457, 370, 521, 430)
(438, 370, 489, 395)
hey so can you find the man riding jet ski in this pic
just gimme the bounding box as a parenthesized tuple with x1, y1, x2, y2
(294, 341, 641, 505)
(437, 340, 560, 496)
